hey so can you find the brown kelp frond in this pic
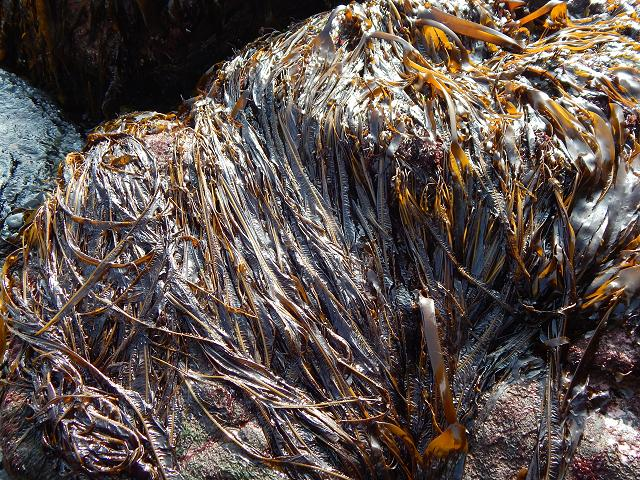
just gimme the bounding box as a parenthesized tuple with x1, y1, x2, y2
(517, 1, 568, 28)
(417, 6, 524, 52)
(1, 1, 639, 479)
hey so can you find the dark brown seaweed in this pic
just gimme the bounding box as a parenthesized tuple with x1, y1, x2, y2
(1, 1, 639, 479)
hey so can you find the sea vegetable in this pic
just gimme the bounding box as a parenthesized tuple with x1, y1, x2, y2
(1, 1, 639, 479)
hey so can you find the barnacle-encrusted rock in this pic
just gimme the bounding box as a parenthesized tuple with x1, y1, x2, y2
(1, 1, 639, 479)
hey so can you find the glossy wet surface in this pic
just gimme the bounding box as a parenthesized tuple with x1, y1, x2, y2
(0, 69, 82, 255)
(0, 1, 639, 478)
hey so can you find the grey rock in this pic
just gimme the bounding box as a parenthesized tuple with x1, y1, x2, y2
(0, 448, 9, 480)
(0, 68, 82, 257)
(568, 405, 640, 480)
(3, 212, 22, 231)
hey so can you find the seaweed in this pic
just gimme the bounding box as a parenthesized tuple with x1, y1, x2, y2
(1, 1, 639, 479)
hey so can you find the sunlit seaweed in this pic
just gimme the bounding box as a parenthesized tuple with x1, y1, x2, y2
(1, 1, 639, 479)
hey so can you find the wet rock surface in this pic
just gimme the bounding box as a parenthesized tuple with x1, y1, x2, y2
(465, 377, 543, 480)
(1, 0, 639, 479)
(466, 318, 640, 480)
(0, 68, 82, 258)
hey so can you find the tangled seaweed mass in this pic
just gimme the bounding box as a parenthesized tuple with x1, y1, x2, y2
(1, 0, 639, 478)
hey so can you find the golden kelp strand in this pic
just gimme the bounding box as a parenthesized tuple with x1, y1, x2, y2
(517, 0, 569, 28)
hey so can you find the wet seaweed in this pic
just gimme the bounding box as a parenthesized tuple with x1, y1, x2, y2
(1, 1, 639, 479)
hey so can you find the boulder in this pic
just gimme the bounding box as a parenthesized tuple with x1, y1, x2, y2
(0, 0, 340, 118)
(0, 68, 82, 259)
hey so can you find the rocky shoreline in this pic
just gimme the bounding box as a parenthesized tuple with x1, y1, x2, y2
(1, 1, 639, 479)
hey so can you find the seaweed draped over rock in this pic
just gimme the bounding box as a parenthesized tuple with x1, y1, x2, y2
(1, 0, 639, 479)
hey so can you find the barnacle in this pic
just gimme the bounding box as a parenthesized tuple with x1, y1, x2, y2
(1, 1, 639, 479)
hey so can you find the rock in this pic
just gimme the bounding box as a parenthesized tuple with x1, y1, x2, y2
(465, 377, 543, 480)
(178, 420, 286, 480)
(0, 448, 9, 480)
(566, 319, 640, 479)
(2, 213, 22, 231)
(1, 1, 640, 479)
(0, 68, 82, 259)
(566, 0, 638, 16)
(568, 403, 640, 480)
(467, 317, 640, 480)
(0, 0, 341, 119)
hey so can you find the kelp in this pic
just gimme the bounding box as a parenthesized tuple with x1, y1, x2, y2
(1, 1, 639, 479)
